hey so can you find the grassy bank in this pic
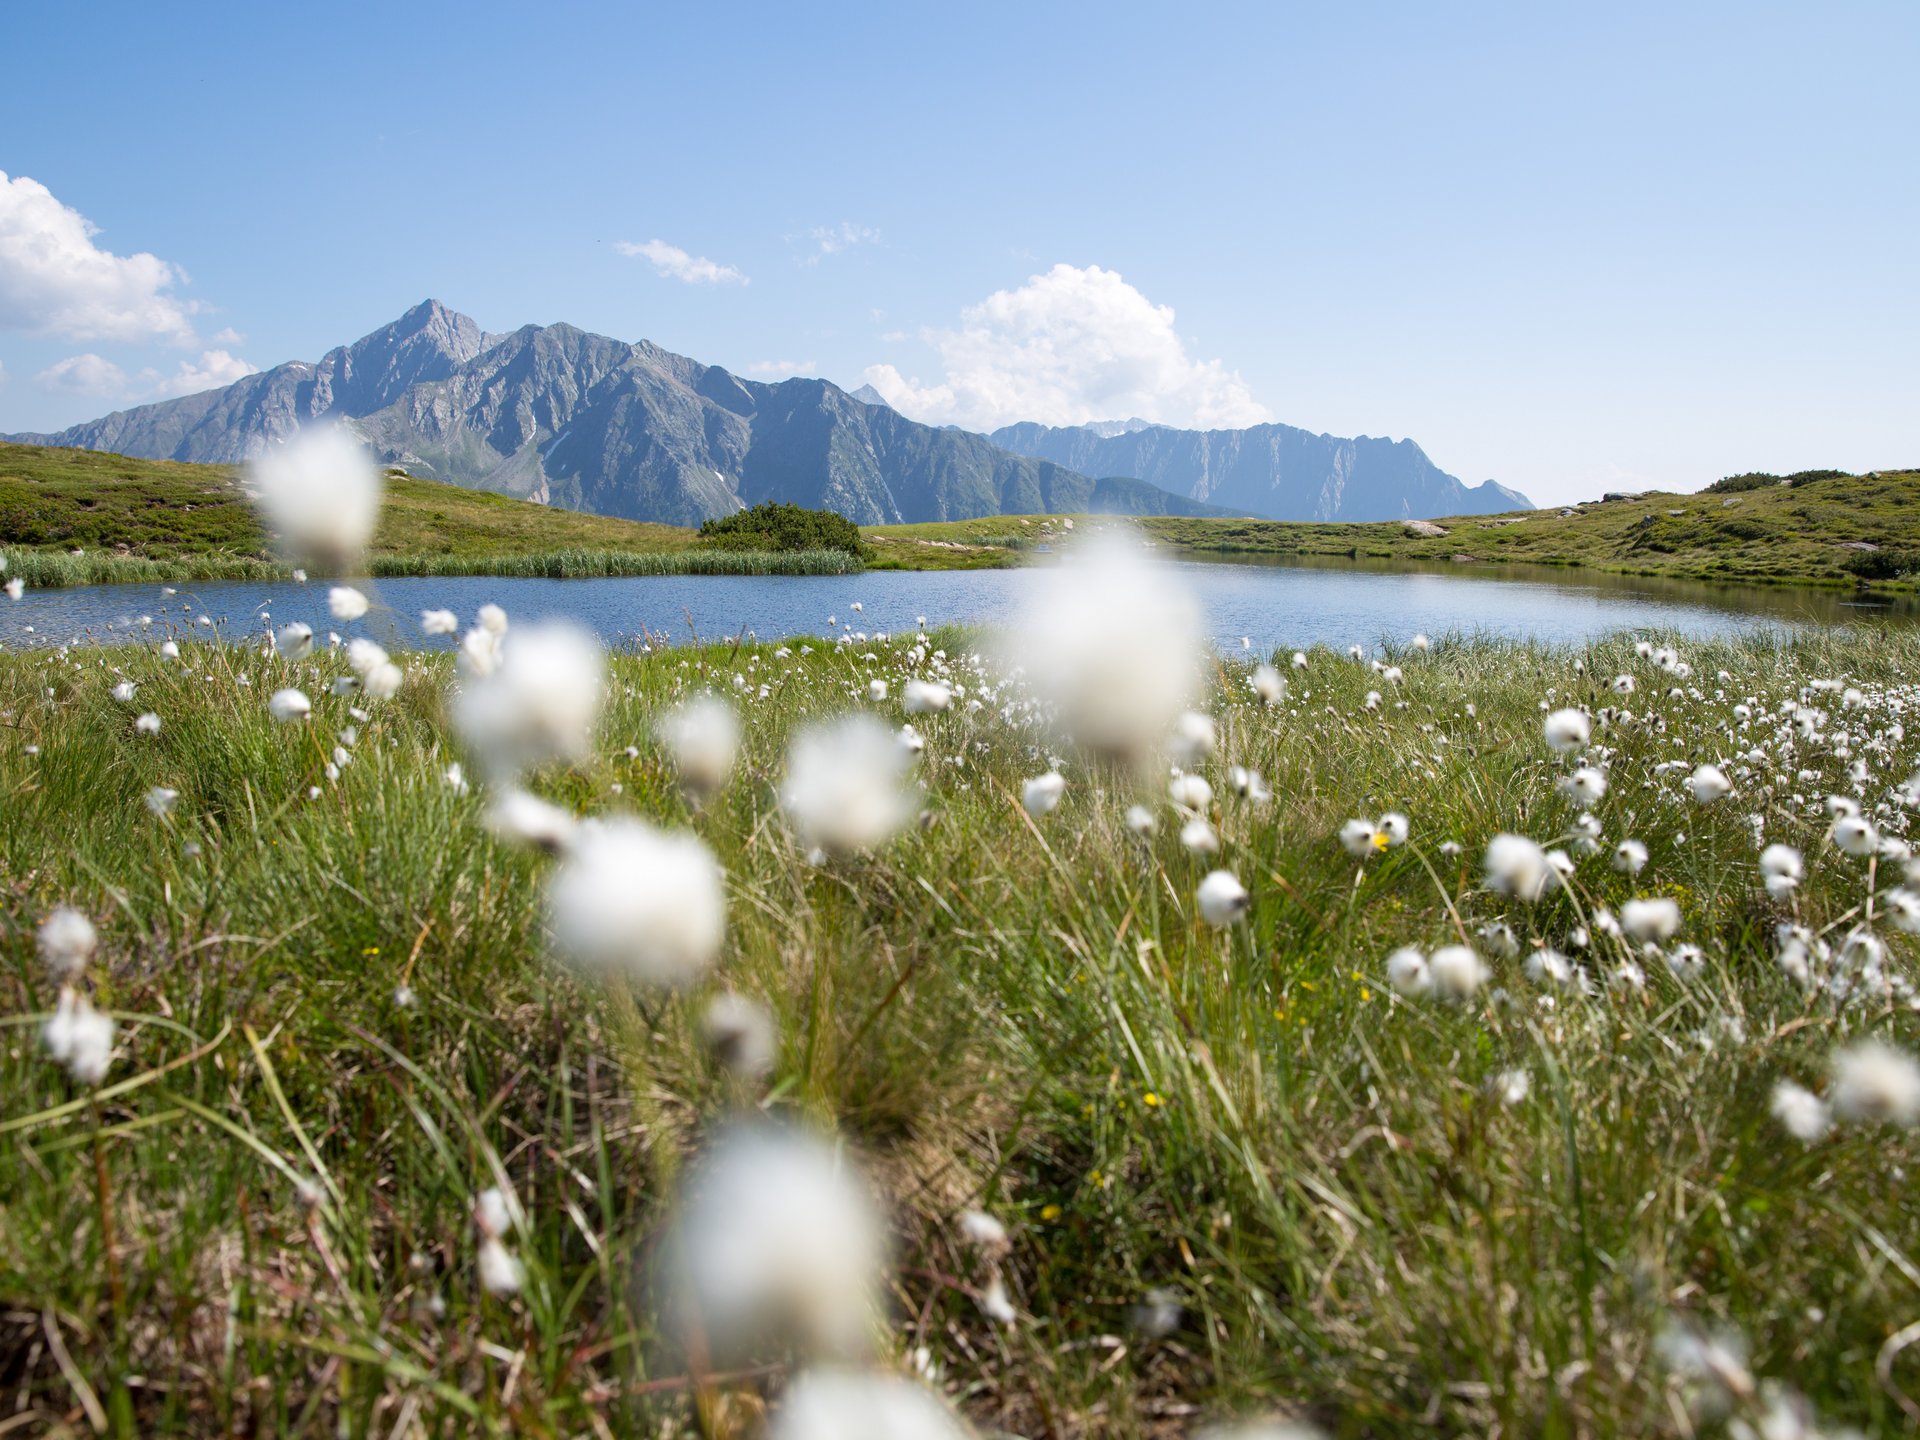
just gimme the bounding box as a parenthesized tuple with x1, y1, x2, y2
(3, 615, 1919, 1435)
(867, 469, 1920, 590)
(0, 443, 855, 584)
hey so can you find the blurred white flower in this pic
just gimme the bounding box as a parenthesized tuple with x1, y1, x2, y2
(1770, 1079, 1831, 1142)
(328, 586, 370, 622)
(1829, 814, 1879, 858)
(1002, 532, 1202, 766)
(1686, 764, 1732, 803)
(485, 789, 576, 852)
(134, 712, 161, 736)
(267, 688, 312, 723)
(1492, 1069, 1530, 1105)
(1613, 838, 1649, 874)
(1340, 819, 1383, 858)
(1168, 710, 1217, 767)
(769, 1368, 971, 1440)
(1169, 773, 1213, 813)
(145, 785, 179, 816)
(42, 987, 115, 1086)
(1180, 817, 1221, 855)
(1560, 767, 1607, 803)
(478, 1237, 524, 1296)
(1829, 1040, 1920, 1126)
(546, 818, 726, 989)
(657, 694, 741, 799)
(903, 678, 951, 714)
(275, 622, 315, 660)
(1251, 664, 1286, 705)
(1485, 833, 1554, 901)
(703, 992, 777, 1080)
(1619, 897, 1682, 944)
(782, 715, 917, 854)
(110, 681, 135, 703)
(662, 1123, 887, 1365)
(1544, 708, 1591, 753)
(1429, 945, 1489, 1001)
(453, 620, 605, 779)
(37, 907, 98, 980)
(1125, 803, 1157, 836)
(247, 424, 382, 569)
(1196, 869, 1249, 927)
(1385, 947, 1431, 997)
(1759, 843, 1803, 899)
(1023, 771, 1067, 818)
(420, 608, 459, 636)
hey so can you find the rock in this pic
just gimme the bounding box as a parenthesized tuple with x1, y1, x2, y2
(1404, 520, 1448, 538)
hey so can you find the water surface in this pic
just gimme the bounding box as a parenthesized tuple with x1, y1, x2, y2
(2, 557, 1908, 653)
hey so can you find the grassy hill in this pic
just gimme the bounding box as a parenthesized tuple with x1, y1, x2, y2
(869, 469, 1920, 589)
(0, 443, 855, 584)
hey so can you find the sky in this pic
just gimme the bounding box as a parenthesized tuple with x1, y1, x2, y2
(0, 0, 1914, 506)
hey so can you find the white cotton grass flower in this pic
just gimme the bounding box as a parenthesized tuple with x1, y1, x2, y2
(703, 992, 777, 1080)
(1193, 1419, 1328, 1440)
(1196, 869, 1249, 927)
(868, 678, 889, 702)
(1885, 888, 1920, 935)
(957, 1209, 1010, 1254)
(145, 785, 179, 816)
(3, 577, 22, 601)
(420, 608, 459, 636)
(1339, 818, 1383, 858)
(660, 1122, 887, 1365)
(37, 906, 98, 980)
(1543, 707, 1591, 754)
(1385, 947, 1431, 997)
(768, 1368, 971, 1440)
(477, 602, 508, 635)
(1686, 763, 1732, 803)
(782, 714, 918, 855)
(1655, 1322, 1754, 1404)
(1560, 767, 1607, 804)
(545, 818, 725, 989)
(134, 712, 161, 736)
(1168, 773, 1213, 813)
(902, 678, 951, 714)
(328, 585, 371, 622)
(1228, 765, 1271, 803)
(657, 694, 741, 800)
(459, 624, 502, 678)
(1251, 663, 1286, 705)
(1524, 949, 1576, 988)
(1484, 833, 1555, 901)
(1377, 812, 1409, 846)
(452, 620, 605, 779)
(1829, 813, 1879, 858)
(275, 622, 315, 660)
(1180, 818, 1221, 855)
(1759, 843, 1803, 899)
(1770, 1080, 1831, 1143)
(1429, 945, 1489, 1001)
(1828, 1039, 1920, 1126)
(267, 688, 312, 723)
(42, 987, 116, 1086)
(485, 789, 577, 853)
(158, 639, 181, 661)
(1168, 710, 1217, 767)
(477, 1236, 524, 1297)
(110, 681, 136, 704)
(1613, 838, 1649, 874)
(1124, 803, 1157, 836)
(1022, 771, 1067, 819)
(1491, 1069, 1531, 1105)
(1001, 530, 1203, 767)
(1619, 897, 1683, 944)
(979, 1274, 1017, 1326)
(247, 423, 383, 570)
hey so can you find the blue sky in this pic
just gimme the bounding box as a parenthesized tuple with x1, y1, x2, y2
(1, 0, 1914, 505)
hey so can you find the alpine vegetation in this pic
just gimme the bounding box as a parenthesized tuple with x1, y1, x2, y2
(4, 515, 1920, 1436)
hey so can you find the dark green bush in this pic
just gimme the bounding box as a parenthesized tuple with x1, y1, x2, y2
(1704, 472, 1783, 494)
(1841, 548, 1919, 582)
(696, 502, 867, 557)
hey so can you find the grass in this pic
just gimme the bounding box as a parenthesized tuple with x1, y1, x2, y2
(3, 611, 1919, 1436)
(867, 469, 1920, 590)
(0, 443, 856, 584)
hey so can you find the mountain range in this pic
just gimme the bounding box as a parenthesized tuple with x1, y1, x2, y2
(8, 301, 1531, 525)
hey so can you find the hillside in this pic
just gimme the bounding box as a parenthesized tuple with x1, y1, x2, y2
(6, 301, 1222, 528)
(988, 417, 1533, 522)
(867, 469, 1920, 589)
(0, 442, 860, 585)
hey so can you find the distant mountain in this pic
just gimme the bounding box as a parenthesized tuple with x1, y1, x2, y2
(9, 302, 1223, 527)
(988, 419, 1532, 521)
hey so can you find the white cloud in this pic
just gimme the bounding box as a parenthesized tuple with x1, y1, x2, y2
(34, 347, 257, 402)
(210, 326, 246, 346)
(802, 222, 880, 262)
(862, 263, 1271, 433)
(745, 358, 818, 377)
(0, 171, 199, 344)
(616, 238, 748, 286)
(35, 352, 128, 395)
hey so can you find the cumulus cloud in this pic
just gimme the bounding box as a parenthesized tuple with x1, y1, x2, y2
(35, 353, 128, 395)
(616, 239, 748, 286)
(745, 358, 818, 377)
(35, 348, 257, 402)
(0, 171, 200, 344)
(861, 263, 1271, 432)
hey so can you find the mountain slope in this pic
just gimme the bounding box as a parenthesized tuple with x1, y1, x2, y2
(10, 303, 1221, 527)
(988, 419, 1532, 521)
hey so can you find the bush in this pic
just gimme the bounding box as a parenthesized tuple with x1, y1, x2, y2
(1786, 469, 1851, 487)
(697, 502, 867, 557)
(1841, 548, 1919, 582)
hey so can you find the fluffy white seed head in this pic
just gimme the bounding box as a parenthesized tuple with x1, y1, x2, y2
(703, 992, 777, 1080)
(1251, 664, 1286, 705)
(782, 715, 917, 855)
(485, 789, 577, 853)
(1770, 1080, 1831, 1143)
(1686, 764, 1732, 804)
(419, 608, 459, 636)
(1829, 814, 1879, 858)
(1544, 708, 1591, 754)
(1613, 838, 1649, 874)
(1002, 532, 1203, 767)
(658, 694, 741, 798)
(267, 688, 312, 723)
(1829, 1040, 1920, 1126)
(1429, 945, 1489, 1001)
(1619, 897, 1683, 944)
(1168, 773, 1213, 813)
(1023, 771, 1067, 818)
(247, 425, 382, 570)
(37, 907, 98, 980)
(42, 987, 116, 1086)
(275, 622, 315, 660)
(328, 585, 370, 622)
(1168, 710, 1217, 768)
(1759, 843, 1803, 898)
(545, 819, 726, 989)
(1196, 869, 1250, 927)
(453, 621, 605, 780)
(1485, 833, 1555, 901)
(902, 678, 952, 714)
(769, 1368, 971, 1440)
(1385, 947, 1431, 997)
(661, 1123, 888, 1366)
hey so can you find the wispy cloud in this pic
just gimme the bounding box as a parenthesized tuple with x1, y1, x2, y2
(794, 222, 880, 264)
(744, 358, 819, 377)
(35, 347, 258, 401)
(616, 238, 748, 286)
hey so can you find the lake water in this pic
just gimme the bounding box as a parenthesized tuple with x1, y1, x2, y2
(0, 557, 1908, 653)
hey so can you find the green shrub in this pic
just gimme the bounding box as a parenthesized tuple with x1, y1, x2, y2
(1840, 548, 1919, 582)
(697, 501, 868, 557)
(1704, 472, 1783, 494)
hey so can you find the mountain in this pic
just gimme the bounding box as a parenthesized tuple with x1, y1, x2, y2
(988, 419, 1532, 521)
(9, 302, 1223, 527)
